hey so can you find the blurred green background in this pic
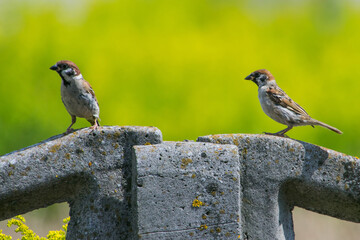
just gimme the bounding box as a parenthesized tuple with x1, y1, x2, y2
(0, 0, 359, 238)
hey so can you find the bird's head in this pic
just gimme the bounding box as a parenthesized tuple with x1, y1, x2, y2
(50, 60, 81, 77)
(245, 69, 275, 87)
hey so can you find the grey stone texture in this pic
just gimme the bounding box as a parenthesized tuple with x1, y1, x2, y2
(0, 126, 162, 240)
(1, 127, 359, 240)
(197, 134, 360, 240)
(132, 141, 241, 239)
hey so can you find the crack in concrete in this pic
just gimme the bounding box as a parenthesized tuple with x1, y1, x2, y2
(140, 221, 238, 235)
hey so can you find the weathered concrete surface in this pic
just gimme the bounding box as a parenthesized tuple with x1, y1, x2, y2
(1, 128, 359, 240)
(0, 126, 162, 240)
(197, 134, 360, 240)
(132, 141, 241, 239)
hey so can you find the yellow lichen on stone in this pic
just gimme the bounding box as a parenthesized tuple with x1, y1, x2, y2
(113, 131, 121, 139)
(191, 173, 196, 178)
(336, 175, 341, 183)
(232, 138, 240, 146)
(192, 198, 205, 208)
(145, 142, 151, 145)
(242, 148, 247, 155)
(49, 144, 61, 153)
(181, 158, 193, 169)
(65, 153, 71, 160)
(198, 224, 208, 231)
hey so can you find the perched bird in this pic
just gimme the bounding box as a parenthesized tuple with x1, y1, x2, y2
(245, 69, 342, 136)
(50, 60, 100, 133)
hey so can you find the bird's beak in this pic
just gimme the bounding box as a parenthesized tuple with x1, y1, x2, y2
(50, 64, 59, 71)
(245, 74, 253, 80)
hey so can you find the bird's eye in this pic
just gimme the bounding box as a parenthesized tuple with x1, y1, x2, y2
(254, 72, 260, 78)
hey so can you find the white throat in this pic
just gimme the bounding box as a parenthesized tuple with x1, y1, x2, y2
(73, 74, 83, 80)
(259, 79, 276, 88)
(61, 71, 83, 82)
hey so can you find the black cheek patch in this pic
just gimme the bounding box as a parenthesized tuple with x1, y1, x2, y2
(66, 69, 75, 76)
(60, 75, 71, 87)
(251, 79, 259, 86)
(259, 75, 267, 82)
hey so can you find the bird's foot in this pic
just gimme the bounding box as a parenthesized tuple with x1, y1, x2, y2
(65, 128, 75, 135)
(90, 124, 99, 131)
(263, 131, 278, 136)
(263, 132, 289, 138)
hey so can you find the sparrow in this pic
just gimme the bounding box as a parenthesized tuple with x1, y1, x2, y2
(245, 69, 342, 136)
(50, 60, 100, 134)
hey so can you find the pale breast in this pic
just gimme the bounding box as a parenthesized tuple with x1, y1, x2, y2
(61, 82, 100, 119)
(258, 87, 297, 126)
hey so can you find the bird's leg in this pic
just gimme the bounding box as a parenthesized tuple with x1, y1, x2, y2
(66, 115, 76, 134)
(89, 118, 99, 131)
(264, 126, 293, 137)
(275, 126, 293, 136)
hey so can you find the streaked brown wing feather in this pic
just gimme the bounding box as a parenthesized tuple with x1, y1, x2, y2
(266, 86, 309, 116)
(82, 80, 99, 106)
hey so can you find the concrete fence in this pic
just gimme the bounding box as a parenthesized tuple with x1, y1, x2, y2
(0, 126, 359, 239)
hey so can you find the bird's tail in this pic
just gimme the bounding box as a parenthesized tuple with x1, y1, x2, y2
(312, 119, 342, 134)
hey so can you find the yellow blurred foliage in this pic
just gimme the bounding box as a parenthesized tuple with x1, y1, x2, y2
(0, 0, 359, 156)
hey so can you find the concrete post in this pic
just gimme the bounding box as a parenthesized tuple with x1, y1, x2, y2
(197, 134, 360, 240)
(132, 141, 241, 239)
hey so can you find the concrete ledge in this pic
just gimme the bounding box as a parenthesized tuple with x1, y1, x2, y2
(0, 126, 162, 240)
(197, 134, 360, 240)
(1, 129, 359, 240)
